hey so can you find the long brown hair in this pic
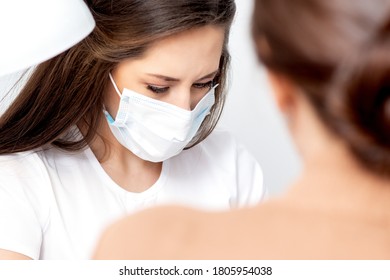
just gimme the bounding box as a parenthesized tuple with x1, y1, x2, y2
(0, 0, 236, 154)
(252, 0, 390, 177)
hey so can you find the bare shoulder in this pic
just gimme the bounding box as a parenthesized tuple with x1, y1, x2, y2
(0, 249, 32, 260)
(93, 194, 390, 259)
(93, 205, 209, 259)
(92, 202, 283, 259)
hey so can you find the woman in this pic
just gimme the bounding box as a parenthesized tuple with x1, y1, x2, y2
(94, 0, 390, 259)
(0, 0, 265, 259)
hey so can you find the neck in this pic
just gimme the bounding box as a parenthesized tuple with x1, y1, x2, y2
(285, 94, 390, 208)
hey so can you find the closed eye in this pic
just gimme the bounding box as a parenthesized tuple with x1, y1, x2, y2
(192, 80, 214, 89)
(147, 85, 169, 94)
(147, 80, 214, 94)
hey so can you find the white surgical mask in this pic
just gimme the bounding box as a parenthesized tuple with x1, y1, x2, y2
(103, 73, 217, 162)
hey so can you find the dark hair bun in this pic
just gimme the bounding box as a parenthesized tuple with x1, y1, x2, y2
(330, 30, 390, 176)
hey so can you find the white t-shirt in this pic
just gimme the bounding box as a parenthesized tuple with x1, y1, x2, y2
(0, 129, 264, 259)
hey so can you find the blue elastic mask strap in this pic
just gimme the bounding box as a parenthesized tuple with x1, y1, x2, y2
(103, 109, 115, 124)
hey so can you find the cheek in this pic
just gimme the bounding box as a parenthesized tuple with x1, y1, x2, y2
(190, 94, 204, 109)
(190, 89, 212, 110)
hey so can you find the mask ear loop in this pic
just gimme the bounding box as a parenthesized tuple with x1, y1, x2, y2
(103, 73, 123, 124)
(109, 72, 123, 98)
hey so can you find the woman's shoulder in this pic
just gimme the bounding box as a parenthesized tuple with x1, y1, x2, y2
(0, 150, 53, 259)
(0, 150, 45, 175)
(185, 127, 252, 162)
(93, 204, 272, 259)
(93, 205, 210, 259)
(93, 195, 390, 260)
(172, 128, 262, 179)
(174, 127, 265, 202)
(0, 150, 53, 194)
(189, 127, 262, 176)
(0, 148, 73, 195)
(199, 127, 238, 149)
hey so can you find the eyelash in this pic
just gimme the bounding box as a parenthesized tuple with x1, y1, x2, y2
(147, 85, 168, 94)
(147, 81, 214, 94)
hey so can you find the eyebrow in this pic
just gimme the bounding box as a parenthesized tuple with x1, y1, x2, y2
(145, 70, 219, 82)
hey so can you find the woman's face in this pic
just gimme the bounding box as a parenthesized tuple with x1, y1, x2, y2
(105, 25, 225, 116)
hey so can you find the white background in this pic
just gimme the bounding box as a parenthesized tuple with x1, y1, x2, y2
(218, 0, 301, 195)
(0, 0, 301, 196)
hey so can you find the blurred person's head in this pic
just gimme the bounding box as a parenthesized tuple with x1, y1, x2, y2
(252, 0, 390, 177)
